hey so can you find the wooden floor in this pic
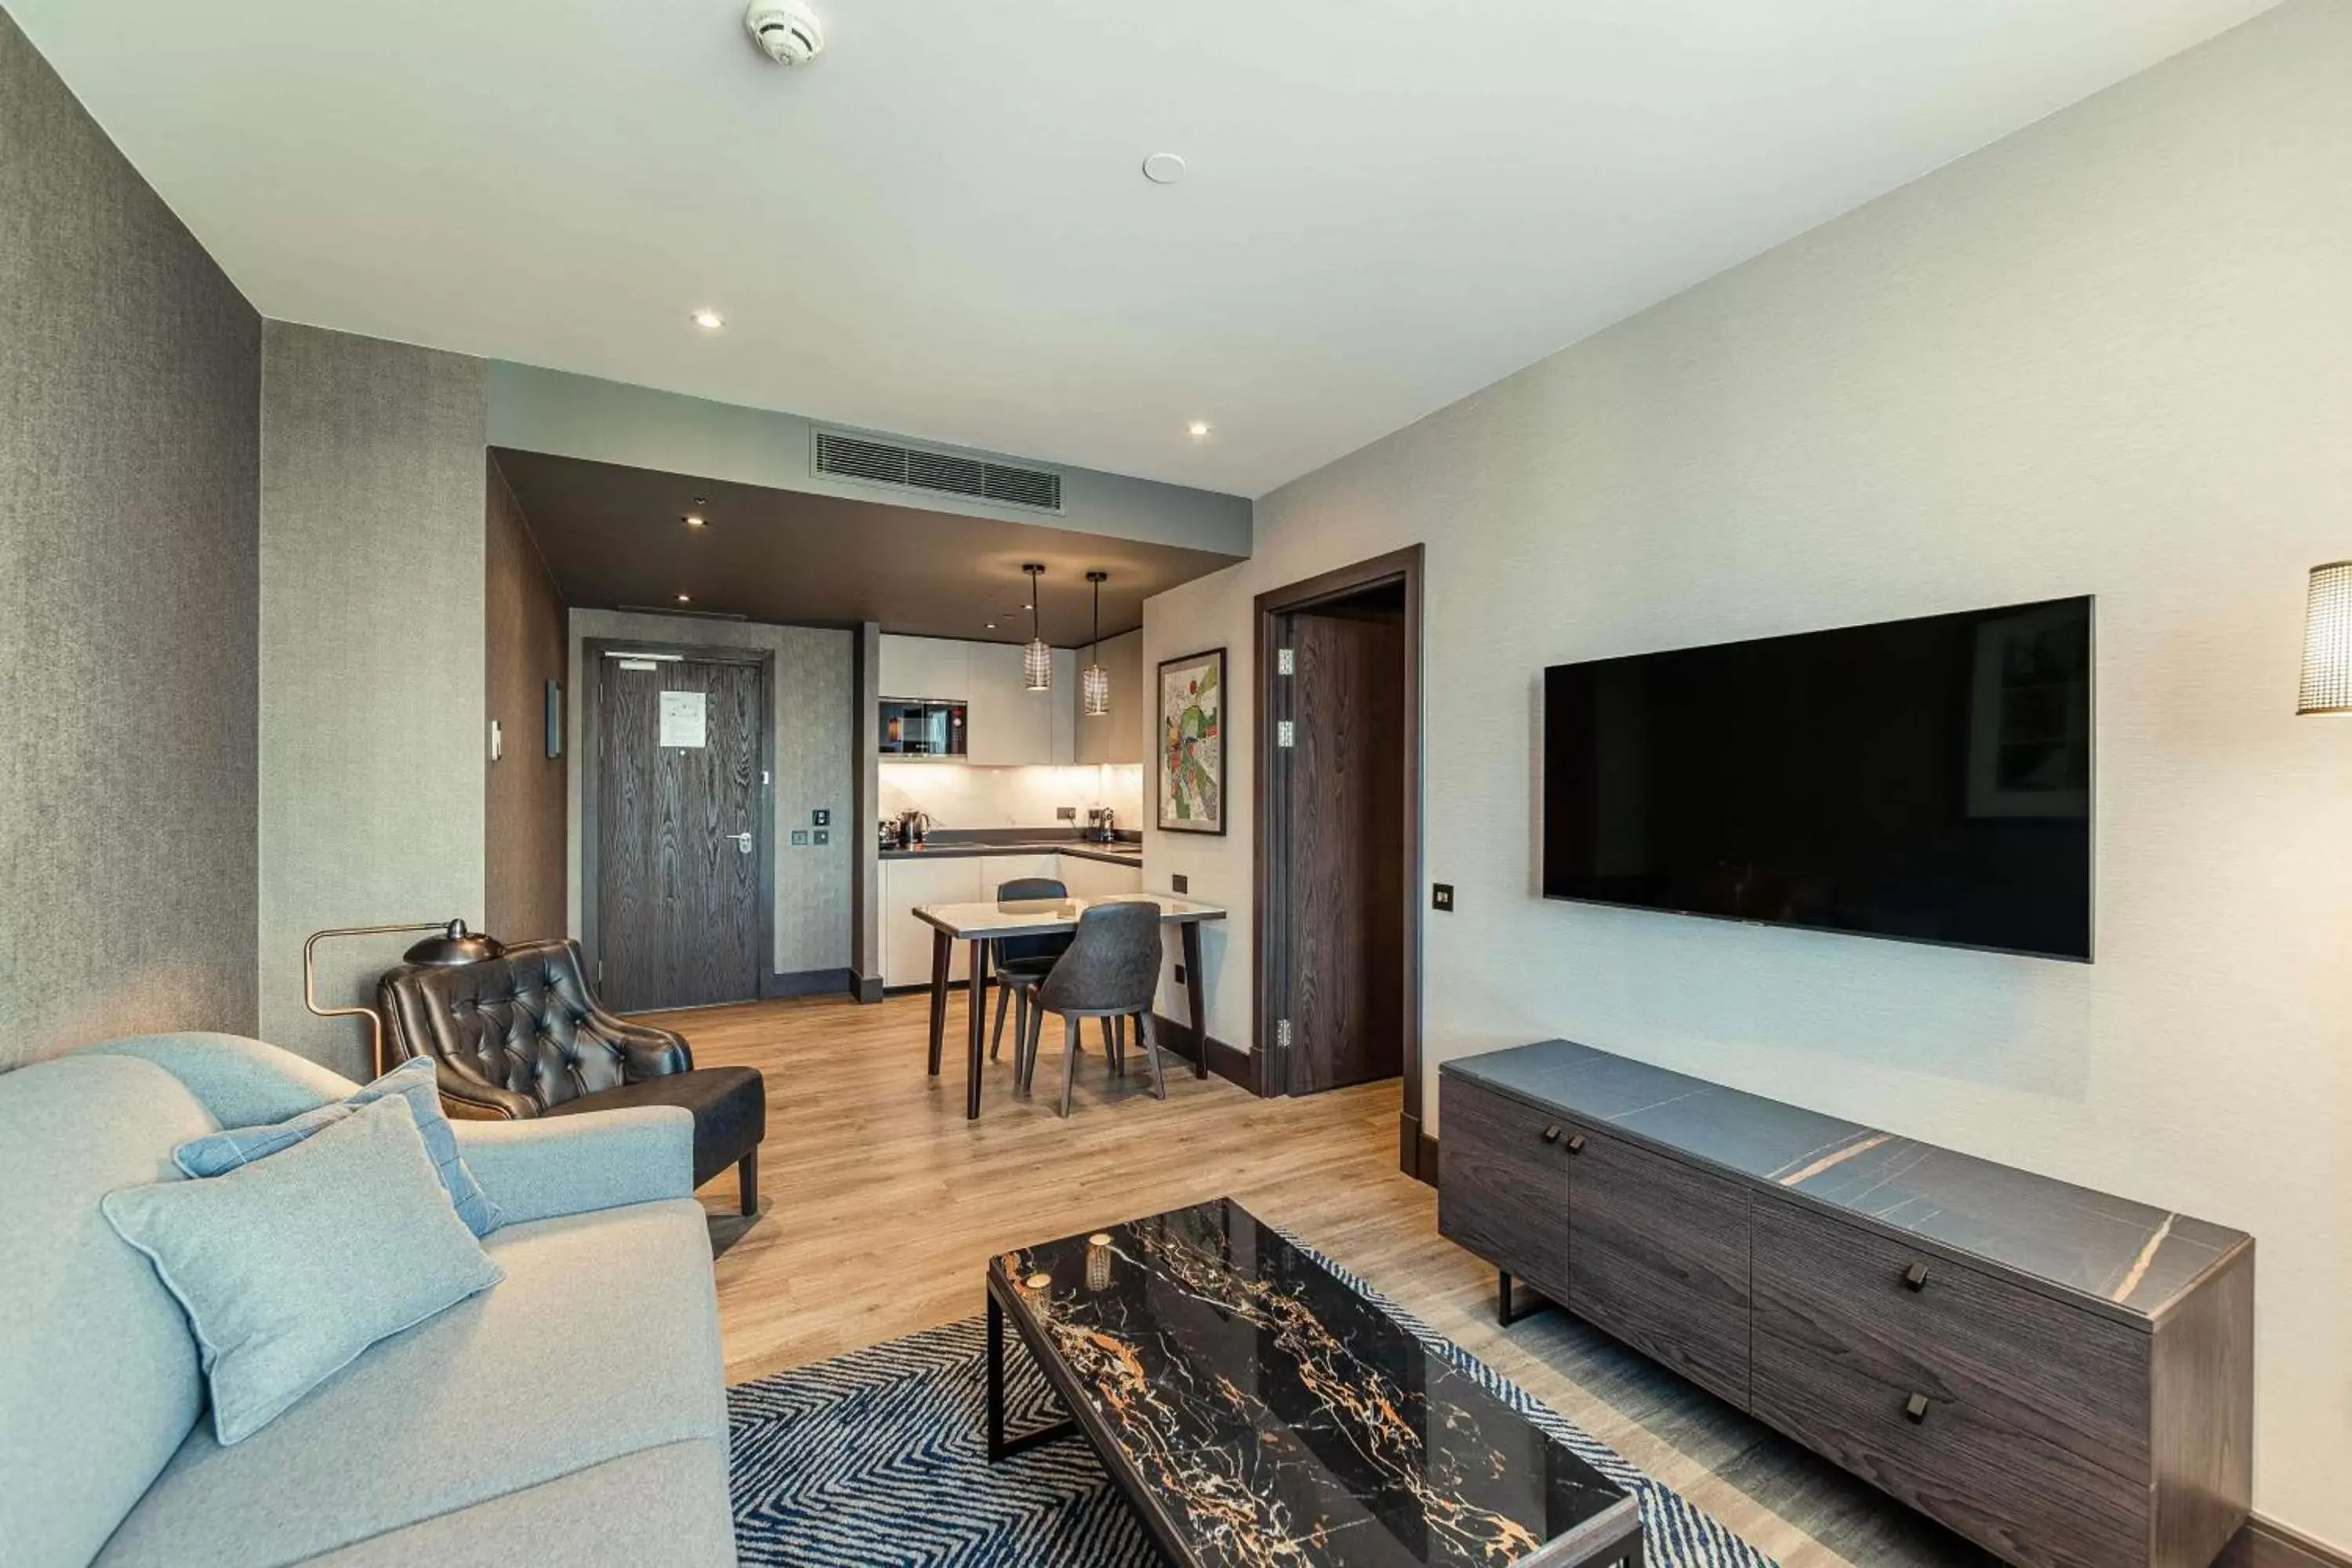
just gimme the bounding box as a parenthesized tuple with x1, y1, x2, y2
(667, 991, 1995, 1568)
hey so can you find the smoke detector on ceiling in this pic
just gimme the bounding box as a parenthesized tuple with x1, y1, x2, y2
(746, 1, 824, 65)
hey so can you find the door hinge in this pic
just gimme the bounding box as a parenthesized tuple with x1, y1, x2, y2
(1275, 1018, 1292, 1051)
(596, 960, 604, 984)
(1277, 648, 1294, 676)
(1276, 720, 1294, 749)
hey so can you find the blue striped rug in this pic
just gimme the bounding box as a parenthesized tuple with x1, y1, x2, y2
(729, 1240, 1777, 1567)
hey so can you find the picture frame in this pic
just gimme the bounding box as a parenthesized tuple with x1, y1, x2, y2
(1156, 647, 1226, 835)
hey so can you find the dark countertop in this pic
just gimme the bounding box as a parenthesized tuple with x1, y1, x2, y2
(1444, 1040, 2249, 1326)
(880, 836, 1142, 867)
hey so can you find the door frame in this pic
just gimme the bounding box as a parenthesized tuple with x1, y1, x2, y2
(1252, 543, 1425, 1178)
(580, 637, 778, 1007)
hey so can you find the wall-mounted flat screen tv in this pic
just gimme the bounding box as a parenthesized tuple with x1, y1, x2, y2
(1542, 597, 2092, 960)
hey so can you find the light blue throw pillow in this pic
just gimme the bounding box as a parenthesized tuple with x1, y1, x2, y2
(174, 1054, 503, 1236)
(103, 1094, 505, 1444)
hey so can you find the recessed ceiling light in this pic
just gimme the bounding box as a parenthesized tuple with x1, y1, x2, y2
(1187, 419, 1211, 438)
(676, 593, 692, 604)
(691, 309, 724, 331)
(1142, 153, 1187, 186)
(683, 513, 706, 527)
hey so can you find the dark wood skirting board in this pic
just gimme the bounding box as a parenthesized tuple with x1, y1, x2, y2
(768, 967, 853, 1000)
(2216, 1520, 2352, 1568)
(1150, 1013, 1258, 1094)
(853, 972, 884, 1004)
(1436, 1040, 2256, 1568)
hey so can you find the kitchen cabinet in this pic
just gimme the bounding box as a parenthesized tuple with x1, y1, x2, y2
(879, 635, 970, 702)
(1050, 650, 1076, 764)
(1074, 630, 1145, 766)
(977, 854, 1059, 895)
(1057, 853, 1143, 900)
(966, 642, 1065, 765)
(881, 855, 981, 987)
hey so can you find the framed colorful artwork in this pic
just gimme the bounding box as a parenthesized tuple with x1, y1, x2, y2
(1156, 647, 1225, 835)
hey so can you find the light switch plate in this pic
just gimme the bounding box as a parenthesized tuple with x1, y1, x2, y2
(1432, 883, 1455, 912)
(813, 829, 829, 846)
(790, 829, 809, 847)
(812, 809, 830, 826)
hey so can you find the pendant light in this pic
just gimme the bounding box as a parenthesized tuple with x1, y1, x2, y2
(1082, 571, 1111, 717)
(1022, 564, 1052, 691)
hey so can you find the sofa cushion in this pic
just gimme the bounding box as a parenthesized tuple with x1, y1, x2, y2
(104, 1094, 507, 1445)
(543, 1065, 764, 1188)
(94, 1198, 725, 1568)
(175, 1054, 504, 1236)
(0, 1055, 212, 1568)
(287, 1440, 735, 1567)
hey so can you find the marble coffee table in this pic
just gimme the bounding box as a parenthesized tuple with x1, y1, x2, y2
(985, 1198, 1642, 1567)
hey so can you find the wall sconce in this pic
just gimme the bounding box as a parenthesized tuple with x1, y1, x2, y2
(2299, 562, 2352, 715)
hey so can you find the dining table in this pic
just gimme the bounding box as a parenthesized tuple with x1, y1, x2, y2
(916, 893, 1229, 1120)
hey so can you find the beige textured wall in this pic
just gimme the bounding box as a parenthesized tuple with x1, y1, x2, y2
(1145, 0, 2352, 1539)
(0, 11, 260, 1069)
(258, 323, 488, 1076)
(566, 610, 855, 976)
(484, 455, 568, 941)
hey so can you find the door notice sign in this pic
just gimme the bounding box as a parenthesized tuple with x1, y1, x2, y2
(659, 690, 706, 749)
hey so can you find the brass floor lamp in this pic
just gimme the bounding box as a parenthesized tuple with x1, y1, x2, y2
(303, 919, 504, 1077)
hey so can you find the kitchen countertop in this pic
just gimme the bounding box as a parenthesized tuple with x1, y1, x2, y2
(880, 839, 1142, 867)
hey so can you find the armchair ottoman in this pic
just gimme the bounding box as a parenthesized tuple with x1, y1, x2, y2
(377, 938, 765, 1214)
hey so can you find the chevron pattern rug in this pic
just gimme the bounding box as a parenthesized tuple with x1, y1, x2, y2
(728, 1241, 1777, 1568)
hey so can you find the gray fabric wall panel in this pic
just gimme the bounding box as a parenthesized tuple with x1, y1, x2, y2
(259, 323, 486, 1076)
(484, 455, 568, 942)
(567, 610, 854, 975)
(0, 11, 261, 1070)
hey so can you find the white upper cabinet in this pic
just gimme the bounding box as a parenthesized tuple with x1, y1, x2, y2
(965, 641, 1058, 765)
(879, 635, 971, 701)
(1074, 630, 1146, 766)
(1051, 649, 1076, 764)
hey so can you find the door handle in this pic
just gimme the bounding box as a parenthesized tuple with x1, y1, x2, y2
(728, 831, 753, 854)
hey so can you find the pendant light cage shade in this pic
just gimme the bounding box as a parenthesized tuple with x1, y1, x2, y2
(2299, 561, 2352, 715)
(1022, 563, 1051, 691)
(1082, 569, 1110, 717)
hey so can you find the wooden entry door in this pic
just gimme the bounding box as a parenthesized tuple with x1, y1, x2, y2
(1276, 604, 1406, 1094)
(593, 654, 768, 1011)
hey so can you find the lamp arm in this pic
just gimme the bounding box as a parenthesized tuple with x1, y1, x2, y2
(303, 921, 459, 1077)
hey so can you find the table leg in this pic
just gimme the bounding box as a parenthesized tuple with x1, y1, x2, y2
(985, 1283, 1079, 1462)
(926, 927, 951, 1076)
(1180, 920, 1209, 1079)
(966, 938, 989, 1120)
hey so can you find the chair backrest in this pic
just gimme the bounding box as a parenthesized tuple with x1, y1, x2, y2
(377, 938, 643, 1112)
(996, 877, 1072, 967)
(1037, 902, 1161, 1016)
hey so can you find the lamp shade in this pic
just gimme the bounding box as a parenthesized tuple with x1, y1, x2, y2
(2299, 561, 2352, 715)
(1082, 661, 1110, 716)
(1024, 637, 1054, 691)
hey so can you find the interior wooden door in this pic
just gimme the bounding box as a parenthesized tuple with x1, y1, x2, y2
(1278, 604, 1406, 1094)
(594, 655, 765, 1010)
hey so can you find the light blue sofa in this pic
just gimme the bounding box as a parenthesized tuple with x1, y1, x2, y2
(0, 1033, 739, 1568)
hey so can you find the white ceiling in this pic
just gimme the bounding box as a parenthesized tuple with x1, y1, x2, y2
(15, 0, 2281, 497)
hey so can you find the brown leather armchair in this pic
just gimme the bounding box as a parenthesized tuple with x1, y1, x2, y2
(377, 938, 764, 1214)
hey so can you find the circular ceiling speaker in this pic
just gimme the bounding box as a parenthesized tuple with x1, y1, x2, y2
(1142, 152, 1188, 185)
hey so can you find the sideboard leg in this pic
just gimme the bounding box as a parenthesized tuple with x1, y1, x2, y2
(1497, 1269, 1551, 1327)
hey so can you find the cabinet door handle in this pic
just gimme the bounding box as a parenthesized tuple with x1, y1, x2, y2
(1904, 1392, 1930, 1424)
(1541, 1125, 1562, 1144)
(1903, 1261, 1929, 1293)
(1565, 1134, 1586, 1155)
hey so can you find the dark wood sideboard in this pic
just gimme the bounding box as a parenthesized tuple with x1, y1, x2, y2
(1438, 1040, 2253, 1568)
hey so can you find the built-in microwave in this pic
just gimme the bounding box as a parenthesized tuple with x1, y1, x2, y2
(878, 698, 967, 758)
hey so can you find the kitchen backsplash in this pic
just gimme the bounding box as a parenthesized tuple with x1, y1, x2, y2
(880, 762, 1145, 831)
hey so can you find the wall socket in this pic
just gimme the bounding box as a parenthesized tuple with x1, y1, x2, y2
(1174, 964, 1186, 984)
(1171, 873, 1189, 895)
(1057, 805, 1077, 820)
(813, 829, 829, 846)
(790, 829, 808, 847)
(1432, 883, 1455, 912)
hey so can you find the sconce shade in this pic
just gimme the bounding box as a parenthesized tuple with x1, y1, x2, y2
(2299, 561, 2352, 715)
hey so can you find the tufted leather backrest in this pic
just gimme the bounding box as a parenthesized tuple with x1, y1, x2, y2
(377, 938, 690, 1116)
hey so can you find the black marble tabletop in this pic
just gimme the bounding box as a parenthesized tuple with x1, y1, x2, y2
(1446, 1040, 2249, 1323)
(992, 1198, 1632, 1567)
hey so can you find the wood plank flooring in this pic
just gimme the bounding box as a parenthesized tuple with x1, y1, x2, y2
(663, 991, 1997, 1568)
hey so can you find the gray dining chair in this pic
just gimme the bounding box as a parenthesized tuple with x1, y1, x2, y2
(989, 877, 1073, 1065)
(1018, 901, 1165, 1117)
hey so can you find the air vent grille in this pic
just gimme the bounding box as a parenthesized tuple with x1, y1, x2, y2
(815, 430, 1063, 514)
